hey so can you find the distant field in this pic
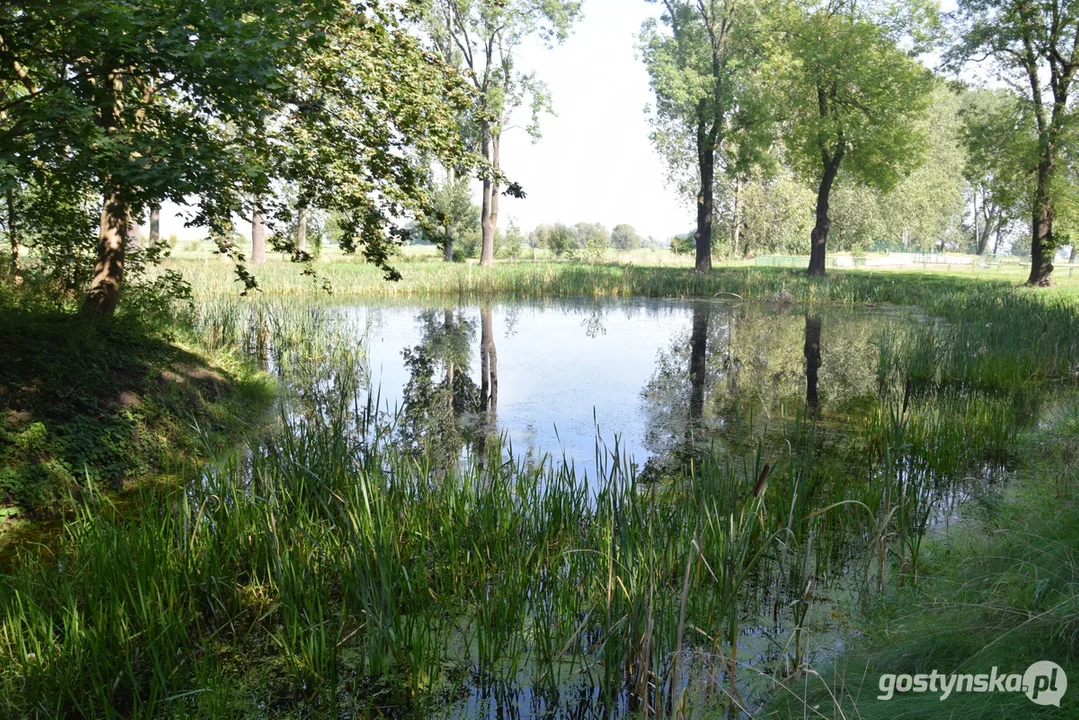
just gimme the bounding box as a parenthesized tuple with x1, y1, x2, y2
(159, 245, 1079, 303)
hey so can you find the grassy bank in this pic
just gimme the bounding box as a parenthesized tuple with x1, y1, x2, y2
(764, 403, 1079, 719)
(164, 255, 1079, 305)
(0, 282, 273, 528)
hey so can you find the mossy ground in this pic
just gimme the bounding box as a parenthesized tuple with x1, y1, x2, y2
(0, 303, 273, 524)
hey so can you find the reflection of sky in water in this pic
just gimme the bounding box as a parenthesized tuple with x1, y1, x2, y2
(331, 297, 911, 479)
(346, 297, 699, 477)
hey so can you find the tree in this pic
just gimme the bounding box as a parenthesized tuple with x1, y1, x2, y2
(778, 0, 935, 275)
(547, 223, 574, 256)
(417, 172, 480, 261)
(958, 87, 1036, 255)
(424, 0, 581, 268)
(641, 0, 767, 273)
(880, 85, 967, 252)
(733, 166, 815, 256)
(573, 222, 610, 249)
(0, 0, 477, 315)
(528, 223, 551, 249)
(951, 0, 1079, 284)
(611, 223, 643, 250)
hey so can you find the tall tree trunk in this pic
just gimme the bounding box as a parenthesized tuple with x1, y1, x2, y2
(1070, 245, 1076, 263)
(688, 303, 710, 426)
(804, 314, 822, 417)
(695, 110, 715, 273)
(297, 206, 308, 253)
(81, 190, 129, 316)
(127, 217, 142, 254)
(975, 209, 993, 255)
(443, 227, 455, 262)
(251, 198, 266, 266)
(808, 153, 842, 277)
(1028, 158, 1055, 286)
(971, 186, 980, 253)
(149, 204, 160, 245)
(481, 132, 500, 267)
(731, 175, 741, 259)
(480, 121, 496, 267)
(6, 186, 18, 283)
(443, 166, 456, 262)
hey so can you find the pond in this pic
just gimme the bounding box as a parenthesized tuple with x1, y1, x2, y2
(324, 297, 917, 476)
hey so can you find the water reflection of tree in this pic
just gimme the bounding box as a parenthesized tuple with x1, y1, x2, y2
(642, 302, 728, 470)
(398, 306, 499, 467)
(643, 304, 884, 471)
(804, 314, 822, 417)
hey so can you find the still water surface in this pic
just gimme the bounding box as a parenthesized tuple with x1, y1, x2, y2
(342, 297, 911, 474)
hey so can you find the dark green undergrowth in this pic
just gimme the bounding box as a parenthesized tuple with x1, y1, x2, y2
(763, 403, 1079, 719)
(0, 282, 273, 519)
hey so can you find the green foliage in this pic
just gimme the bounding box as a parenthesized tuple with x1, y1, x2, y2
(670, 232, 696, 254)
(959, 86, 1038, 253)
(732, 168, 815, 256)
(778, 0, 936, 193)
(496, 221, 525, 259)
(611, 224, 643, 250)
(950, 0, 1079, 278)
(640, 0, 772, 197)
(573, 221, 610, 250)
(546, 223, 575, 256)
(416, 173, 480, 257)
(0, 0, 481, 304)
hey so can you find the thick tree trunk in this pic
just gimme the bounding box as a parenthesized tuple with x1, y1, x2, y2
(443, 225, 455, 262)
(6, 187, 18, 283)
(808, 155, 841, 277)
(480, 121, 496, 267)
(695, 114, 715, 273)
(804, 314, 821, 417)
(297, 206, 308, 253)
(444, 166, 456, 262)
(1028, 160, 1055, 286)
(251, 198, 266, 266)
(1071, 245, 1076, 263)
(688, 303, 710, 425)
(81, 191, 130, 316)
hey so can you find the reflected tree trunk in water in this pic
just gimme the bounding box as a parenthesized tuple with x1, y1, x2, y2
(725, 308, 738, 396)
(444, 309, 455, 412)
(255, 319, 270, 373)
(804, 314, 821, 417)
(688, 303, 711, 426)
(479, 306, 498, 413)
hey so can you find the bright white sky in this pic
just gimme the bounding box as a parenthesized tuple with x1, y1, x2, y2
(494, 0, 681, 241)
